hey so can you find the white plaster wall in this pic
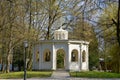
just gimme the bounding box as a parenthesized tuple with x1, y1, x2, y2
(39, 43, 53, 70)
(68, 44, 81, 71)
(81, 44, 89, 71)
(70, 62, 79, 71)
(32, 40, 89, 71)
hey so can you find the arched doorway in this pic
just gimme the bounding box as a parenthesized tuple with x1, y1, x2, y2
(56, 49, 65, 69)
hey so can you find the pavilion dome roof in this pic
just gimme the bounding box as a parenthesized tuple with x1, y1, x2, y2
(54, 27, 68, 40)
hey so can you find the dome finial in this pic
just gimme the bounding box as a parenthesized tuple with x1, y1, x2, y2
(60, 26, 63, 29)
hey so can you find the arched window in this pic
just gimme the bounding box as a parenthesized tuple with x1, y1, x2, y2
(71, 49, 78, 62)
(36, 51, 39, 62)
(44, 50, 51, 62)
(82, 50, 86, 62)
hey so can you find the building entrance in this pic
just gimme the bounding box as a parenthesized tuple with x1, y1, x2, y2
(56, 49, 65, 69)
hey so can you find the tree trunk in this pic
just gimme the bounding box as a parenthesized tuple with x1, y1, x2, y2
(46, 11, 51, 40)
(27, 58, 32, 70)
(1, 37, 6, 73)
(27, 44, 32, 70)
(5, 0, 13, 73)
(47, 24, 50, 40)
(116, 0, 120, 73)
(1, 63, 5, 73)
(112, 0, 120, 73)
(6, 38, 13, 73)
(6, 54, 11, 73)
(12, 62, 14, 71)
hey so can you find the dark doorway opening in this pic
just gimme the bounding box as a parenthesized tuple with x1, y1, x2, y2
(56, 49, 65, 69)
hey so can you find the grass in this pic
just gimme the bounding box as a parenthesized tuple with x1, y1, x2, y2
(0, 71, 52, 79)
(70, 71, 120, 78)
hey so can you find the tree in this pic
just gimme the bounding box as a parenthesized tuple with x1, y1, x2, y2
(98, 1, 120, 72)
(0, 0, 40, 73)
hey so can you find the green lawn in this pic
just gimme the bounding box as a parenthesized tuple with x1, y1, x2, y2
(0, 71, 52, 79)
(70, 71, 120, 78)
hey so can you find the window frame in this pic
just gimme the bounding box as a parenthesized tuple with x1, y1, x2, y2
(71, 49, 78, 62)
(82, 50, 86, 62)
(44, 50, 51, 62)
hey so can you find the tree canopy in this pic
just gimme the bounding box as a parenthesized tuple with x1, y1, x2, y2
(0, 0, 120, 73)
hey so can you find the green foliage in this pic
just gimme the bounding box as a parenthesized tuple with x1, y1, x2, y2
(57, 51, 64, 68)
(70, 71, 120, 78)
(98, 2, 120, 72)
(108, 43, 120, 72)
(89, 36, 99, 70)
(89, 50, 99, 70)
(0, 71, 52, 79)
(99, 3, 117, 45)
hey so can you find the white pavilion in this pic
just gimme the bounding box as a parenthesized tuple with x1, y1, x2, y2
(32, 27, 89, 71)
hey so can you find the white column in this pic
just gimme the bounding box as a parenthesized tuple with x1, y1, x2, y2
(86, 45, 89, 70)
(67, 43, 71, 70)
(52, 43, 56, 70)
(78, 45, 81, 71)
(79, 44, 82, 71)
(81, 43, 84, 70)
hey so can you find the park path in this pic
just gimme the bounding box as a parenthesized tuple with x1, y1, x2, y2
(51, 70, 70, 78)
